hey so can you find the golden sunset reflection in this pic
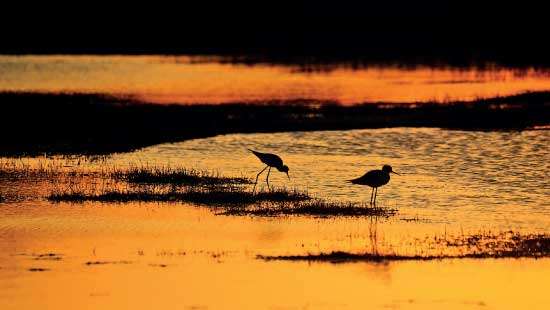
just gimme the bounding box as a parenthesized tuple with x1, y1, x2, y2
(1, 55, 550, 104)
(1, 200, 550, 310)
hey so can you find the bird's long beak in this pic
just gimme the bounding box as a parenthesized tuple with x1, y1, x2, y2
(391, 171, 400, 175)
(286, 172, 290, 180)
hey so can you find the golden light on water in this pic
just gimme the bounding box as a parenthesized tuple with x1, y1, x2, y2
(2, 201, 550, 310)
(1, 55, 550, 104)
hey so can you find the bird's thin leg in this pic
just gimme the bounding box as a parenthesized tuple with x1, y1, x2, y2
(266, 167, 272, 190)
(253, 166, 268, 193)
(370, 187, 374, 205)
(373, 188, 378, 205)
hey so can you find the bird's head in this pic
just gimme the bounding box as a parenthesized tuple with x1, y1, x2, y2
(278, 165, 290, 180)
(382, 165, 399, 175)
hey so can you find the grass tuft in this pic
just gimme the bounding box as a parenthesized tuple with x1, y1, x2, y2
(47, 186, 311, 206)
(223, 199, 397, 217)
(111, 166, 252, 186)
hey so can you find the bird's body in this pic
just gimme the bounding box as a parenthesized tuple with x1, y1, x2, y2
(248, 149, 290, 192)
(249, 149, 284, 168)
(349, 165, 398, 205)
(349, 169, 390, 188)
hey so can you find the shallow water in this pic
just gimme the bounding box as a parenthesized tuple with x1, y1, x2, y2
(2, 55, 550, 104)
(1, 128, 549, 309)
(106, 128, 550, 231)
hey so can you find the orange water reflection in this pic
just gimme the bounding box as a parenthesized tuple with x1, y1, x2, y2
(1, 55, 550, 104)
(1, 201, 549, 310)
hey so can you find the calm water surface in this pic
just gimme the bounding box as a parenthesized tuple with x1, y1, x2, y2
(2, 55, 550, 103)
(1, 128, 549, 309)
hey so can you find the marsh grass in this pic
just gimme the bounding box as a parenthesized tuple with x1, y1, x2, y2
(0, 159, 250, 187)
(258, 232, 550, 263)
(0, 158, 103, 179)
(0, 158, 64, 178)
(47, 186, 311, 206)
(111, 166, 252, 186)
(432, 230, 550, 257)
(8, 161, 396, 218)
(223, 199, 397, 217)
(46, 183, 397, 217)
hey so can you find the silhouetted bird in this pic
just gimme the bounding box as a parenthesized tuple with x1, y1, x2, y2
(349, 165, 399, 205)
(249, 149, 290, 192)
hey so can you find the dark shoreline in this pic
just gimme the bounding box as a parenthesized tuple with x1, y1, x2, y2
(1, 91, 548, 156)
(3, 52, 550, 72)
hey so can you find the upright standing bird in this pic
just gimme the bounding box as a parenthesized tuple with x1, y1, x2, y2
(248, 149, 290, 192)
(348, 165, 399, 205)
